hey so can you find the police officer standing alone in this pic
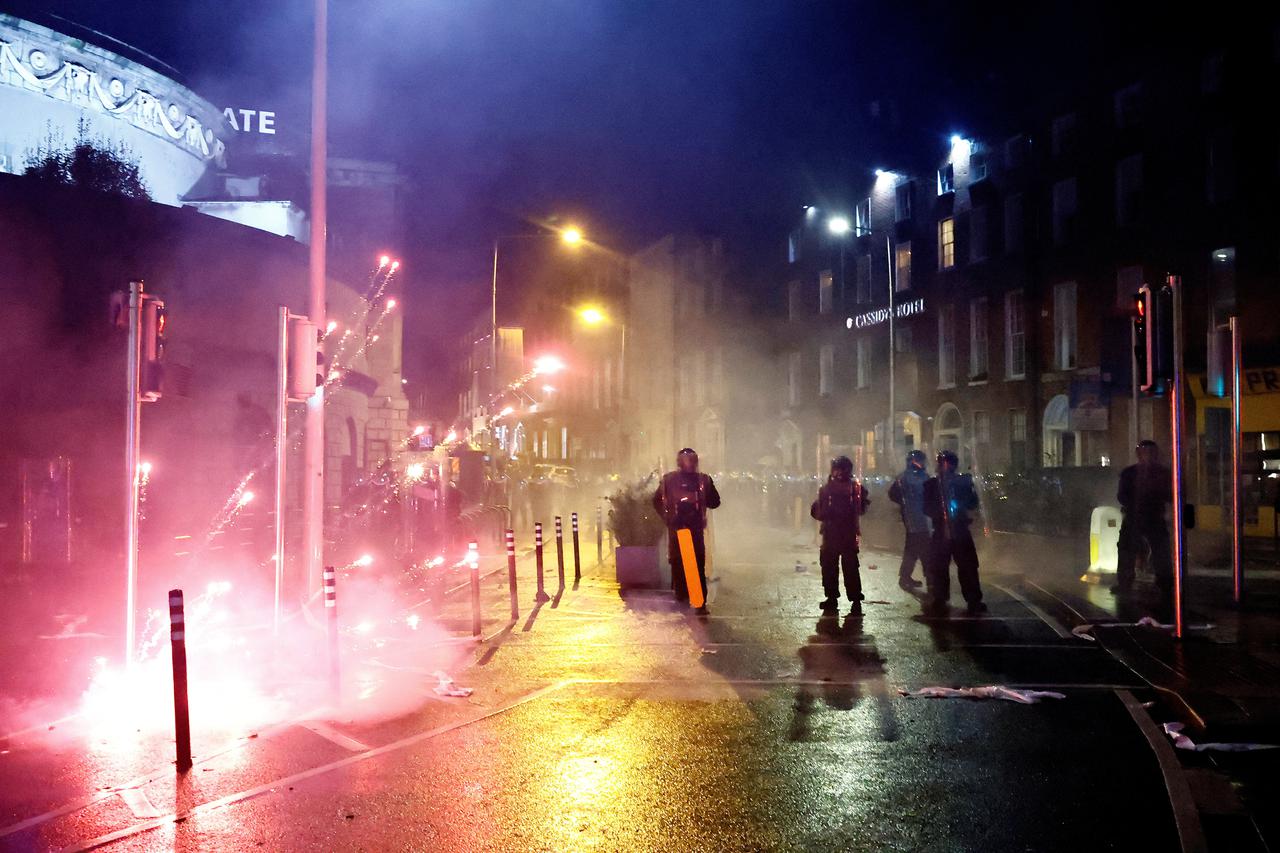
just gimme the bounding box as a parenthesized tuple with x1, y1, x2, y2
(888, 449, 930, 592)
(653, 448, 721, 615)
(811, 456, 871, 613)
(1114, 439, 1173, 616)
(923, 450, 986, 616)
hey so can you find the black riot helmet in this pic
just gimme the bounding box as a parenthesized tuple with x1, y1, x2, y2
(677, 448, 699, 473)
(936, 449, 959, 471)
(907, 449, 927, 469)
(830, 456, 854, 480)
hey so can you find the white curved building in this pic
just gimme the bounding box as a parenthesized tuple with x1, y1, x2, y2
(0, 13, 228, 205)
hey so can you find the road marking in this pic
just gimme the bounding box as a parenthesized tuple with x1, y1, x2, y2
(990, 582, 1072, 638)
(1116, 689, 1208, 853)
(115, 788, 161, 819)
(60, 681, 572, 852)
(298, 720, 369, 753)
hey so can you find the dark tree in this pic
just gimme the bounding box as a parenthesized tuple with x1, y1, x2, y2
(23, 119, 150, 201)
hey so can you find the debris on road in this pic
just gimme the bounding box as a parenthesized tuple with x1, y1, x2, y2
(899, 685, 1067, 704)
(1162, 722, 1280, 752)
(431, 671, 473, 698)
(1071, 618, 1216, 641)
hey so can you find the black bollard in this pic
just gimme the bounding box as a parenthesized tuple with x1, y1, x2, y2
(324, 566, 339, 697)
(169, 589, 192, 772)
(572, 512, 582, 583)
(467, 540, 482, 637)
(506, 529, 519, 621)
(535, 522, 550, 602)
(555, 516, 565, 589)
(596, 504, 604, 564)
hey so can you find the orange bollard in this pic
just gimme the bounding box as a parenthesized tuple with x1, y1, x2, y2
(676, 527, 704, 609)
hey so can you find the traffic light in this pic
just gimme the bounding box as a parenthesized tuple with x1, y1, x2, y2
(140, 296, 166, 401)
(286, 316, 320, 401)
(1136, 283, 1174, 395)
(1132, 289, 1148, 392)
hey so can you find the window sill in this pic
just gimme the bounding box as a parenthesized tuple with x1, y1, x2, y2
(937, 383, 957, 391)
(1005, 374, 1026, 382)
(967, 379, 988, 386)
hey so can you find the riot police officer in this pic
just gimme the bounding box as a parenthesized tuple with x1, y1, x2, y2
(923, 450, 986, 616)
(811, 456, 871, 613)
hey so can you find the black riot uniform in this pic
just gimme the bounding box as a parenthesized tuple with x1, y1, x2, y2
(652, 449, 721, 611)
(923, 450, 986, 616)
(1114, 440, 1173, 610)
(811, 456, 870, 612)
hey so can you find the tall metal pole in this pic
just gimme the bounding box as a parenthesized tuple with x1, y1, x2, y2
(1230, 315, 1243, 604)
(274, 307, 289, 636)
(124, 280, 144, 667)
(304, 0, 328, 596)
(886, 236, 896, 462)
(490, 240, 500, 405)
(1169, 275, 1187, 639)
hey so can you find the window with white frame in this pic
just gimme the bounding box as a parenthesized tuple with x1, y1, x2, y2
(855, 198, 871, 235)
(1052, 177, 1078, 245)
(970, 149, 988, 182)
(895, 326, 913, 353)
(895, 242, 912, 292)
(938, 217, 956, 269)
(819, 270, 833, 314)
(969, 297, 989, 379)
(938, 305, 956, 387)
(970, 207, 989, 262)
(937, 163, 955, 195)
(1009, 408, 1027, 469)
(1054, 281, 1078, 370)
(1116, 265, 1143, 311)
(974, 410, 991, 444)
(895, 182, 912, 221)
(788, 280, 802, 321)
(1004, 193, 1024, 253)
(788, 231, 800, 264)
(1115, 154, 1142, 226)
(856, 337, 871, 389)
(1005, 290, 1026, 379)
(855, 254, 871, 304)
(787, 352, 801, 406)
(819, 344, 834, 397)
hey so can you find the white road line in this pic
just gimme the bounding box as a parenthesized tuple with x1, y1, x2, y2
(1116, 689, 1208, 853)
(59, 681, 572, 852)
(115, 788, 161, 820)
(990, 582, 1073, 638)
(298, 721, 369, 753)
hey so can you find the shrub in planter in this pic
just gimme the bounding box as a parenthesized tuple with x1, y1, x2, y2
(607, 476, 667, 587)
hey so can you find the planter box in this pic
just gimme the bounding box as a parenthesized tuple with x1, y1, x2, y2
(615, 545, 664, 588)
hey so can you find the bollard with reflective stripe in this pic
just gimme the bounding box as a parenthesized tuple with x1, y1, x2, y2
(572, 512, 582, 583)
(505, 529, 519, 621)
(596, 504, 604, 564)
(554, 516, 566, 589)
(169, 589, 192, 772)
(534, 523, 550, 602)
(467, 540, 482, 637)
(323, 566, 339, 696)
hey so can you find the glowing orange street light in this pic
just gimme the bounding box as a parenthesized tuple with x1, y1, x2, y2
(578, 306, 606, 326)
(533, 355, 566, 375)
(561, 226, 584, 246)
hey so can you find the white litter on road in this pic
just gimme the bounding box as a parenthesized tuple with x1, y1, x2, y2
(1162, 722, 1280, 753)
(1071, 618, 1216, 641)
(898, 685, 1066, 704)
(431, 671, 473, 698)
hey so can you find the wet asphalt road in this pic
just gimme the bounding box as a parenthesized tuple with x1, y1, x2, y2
(0, 526, 1183, 852)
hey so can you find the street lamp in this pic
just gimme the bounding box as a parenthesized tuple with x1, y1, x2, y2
(574, 305, 627, 408)
(827, 216, 851, 236)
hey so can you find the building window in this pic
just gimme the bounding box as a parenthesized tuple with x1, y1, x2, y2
(1005, 290, 1026, 379)
(694, 350, 707, 405)
(1113, 83, 1142, 129)
(712, 347, 725, 403)
(1116, 265, 1143, 312)
(819, 269, 833, 314)
(1054, 281, 1078, 370)
(938, 217, 956, 269)
(787, 352, 801, 406)
(1052, 177, 1078, 245)
(1004, 134, 1027, 170)
(1009, 408, 1028, 470)
(938, 305, 956, 388)
(819, 344, 834, 397)
(969, 297, 989, 379)
(1052, 112, 1077, 158)
(788, 230, 800, 263)
(895, 182, 913, 221)
(855, 254, 871, 304)
(855, 198, 871, 235)
(894, 242, 912, 292)
(856, 337, 871, 389)
(1004, 193, 1023, 253)
(788, 280, 802, 321)
(895, 326, 913, 353)
(1115, 154, 1142, 226)
(970, 207, 989, 262)
(974, 410, 991, 444)
(937, 163, 955, 195)
(970, 149, 988, 182)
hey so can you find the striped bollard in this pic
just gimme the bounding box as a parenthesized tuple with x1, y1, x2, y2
(572, 512, 582, 583)
(169, 589, 192, 772)
(596, 504, 604, 564)
(468, 540, 482, 637)
(554, 516, 566, 589)
(506, 529, 519, 621)
(324, 566, 339, 696)
(535, 523, 550, 602)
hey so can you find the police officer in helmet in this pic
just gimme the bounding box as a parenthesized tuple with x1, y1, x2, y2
(811, 455, 871, 613)
(653, 448, 721, 614)
(922, 449, 986, 616)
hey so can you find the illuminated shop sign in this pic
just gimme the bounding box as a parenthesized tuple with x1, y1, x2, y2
(850, 298, 926, 330)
